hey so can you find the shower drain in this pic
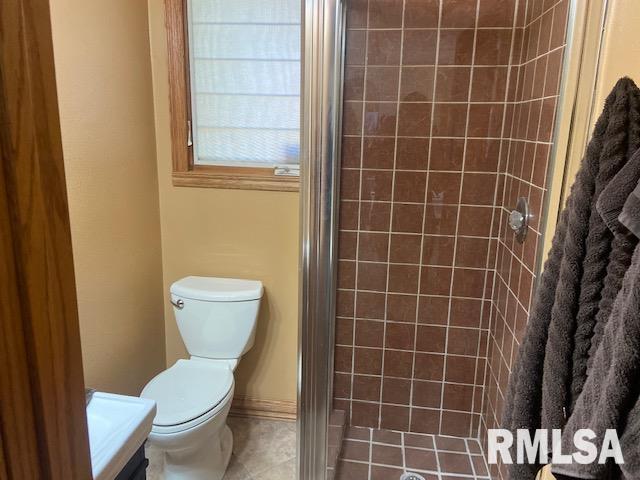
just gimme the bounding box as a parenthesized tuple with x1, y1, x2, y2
(400, 473, 426, 480)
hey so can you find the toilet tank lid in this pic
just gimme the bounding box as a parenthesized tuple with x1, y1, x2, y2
(171, 276, 264, 302)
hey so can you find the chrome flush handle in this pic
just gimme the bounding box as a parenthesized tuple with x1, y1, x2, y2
(171, 298, 184, 309)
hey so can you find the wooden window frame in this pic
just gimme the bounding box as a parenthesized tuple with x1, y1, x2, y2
(164, 0, 300, 192)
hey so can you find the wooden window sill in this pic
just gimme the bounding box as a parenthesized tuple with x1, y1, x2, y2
(172, 166, 299, 192)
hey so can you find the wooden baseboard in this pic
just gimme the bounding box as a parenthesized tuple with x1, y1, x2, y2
(230, 396, 297, 421)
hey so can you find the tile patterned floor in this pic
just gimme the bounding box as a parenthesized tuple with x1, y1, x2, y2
(327, 409, 347, 479)
(146, 416, 296, 480)
(336, 426, 490, 480)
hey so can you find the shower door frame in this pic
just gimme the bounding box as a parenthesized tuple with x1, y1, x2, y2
(539, 0, 609, 272)
(297, 0, 346, 478)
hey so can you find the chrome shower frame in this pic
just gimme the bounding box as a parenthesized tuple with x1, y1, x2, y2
(297, 0, 346, 479)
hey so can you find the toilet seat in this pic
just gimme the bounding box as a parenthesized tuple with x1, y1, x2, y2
(141, 359, 234, 434)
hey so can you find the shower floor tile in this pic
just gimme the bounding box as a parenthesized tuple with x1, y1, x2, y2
(335, 426, 489, 480)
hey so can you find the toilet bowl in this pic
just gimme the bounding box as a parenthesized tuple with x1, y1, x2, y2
(141, 276, 263, 480)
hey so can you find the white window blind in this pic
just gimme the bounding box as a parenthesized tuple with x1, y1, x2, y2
(187, 0, 301, 167)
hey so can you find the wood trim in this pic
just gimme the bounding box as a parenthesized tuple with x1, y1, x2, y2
(0, 0, 91, 478)
(163, 0, 300, 192)
(165, 0, 192, 173)
(0, 143, 41, 479)
(173, 165, 300, 192)
(0, 431, 8, 478)
(230, 396, 297, 421)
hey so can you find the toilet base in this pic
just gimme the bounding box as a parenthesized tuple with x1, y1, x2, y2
(163, 425, 233, 480)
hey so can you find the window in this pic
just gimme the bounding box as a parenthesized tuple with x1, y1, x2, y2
(166, 0, 301, 191)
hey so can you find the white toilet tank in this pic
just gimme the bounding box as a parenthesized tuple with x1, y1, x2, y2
(170, 276, 263, 360)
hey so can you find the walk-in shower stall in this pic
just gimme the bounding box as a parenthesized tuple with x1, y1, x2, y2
(300, 1, 579, 478)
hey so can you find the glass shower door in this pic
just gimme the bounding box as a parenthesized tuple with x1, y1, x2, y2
(299, 0, 576, 479)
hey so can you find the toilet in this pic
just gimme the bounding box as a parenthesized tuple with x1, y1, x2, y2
(141, 276, 263, 480)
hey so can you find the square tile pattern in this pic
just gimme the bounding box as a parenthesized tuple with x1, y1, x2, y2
(481, 1, 569, 478)
(336, 426, 490, 480)
(337, 0, 513, 439)
(146, 417, 296, 480)
(336, 0, 569, 458)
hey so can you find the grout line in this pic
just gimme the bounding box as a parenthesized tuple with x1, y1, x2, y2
(348, 0, 372, 425)
(342, 429, 488, 478)
(438, 0, 480, 435)
(336, 291, 509, 304)
(342, 92, 562, 103)
(473, 436, 492, 479)
(341, 460, 485, 479)
(335, 320, 489, 333)
(337, 350, 493, 363)
(337, 0, 569, 452)
(340, 42, 565, 71)
(481, 3, 564, 436)
(494, 236, 538, 315)
(333, 399, 495, 413)
(342, 132, 556, 142)
(375, 0, 407, 430)
(465, 438, 478, 479)
(340, 167, 552, 194)
(432, 432, 443, 480)
(348, 26, 515, 31)
(473, 0, 522, 440)
(339, 233, 502, 241)
(409, 0, 443, 435)
(367, 427, 373, 480)
(401, 431, 407, 473)
(522, 0, 563, 30)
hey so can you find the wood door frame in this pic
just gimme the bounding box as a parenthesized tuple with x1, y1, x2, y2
(0, 0, 91, 478)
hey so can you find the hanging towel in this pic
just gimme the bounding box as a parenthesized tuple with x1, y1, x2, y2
(502, 78, 640, 480)
(542, 79, 640, 432)
(570, 150, 640, 409)
(553, 176, 640, 479)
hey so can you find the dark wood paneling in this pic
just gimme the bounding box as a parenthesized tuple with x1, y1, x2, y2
(0, 0, 91, 478)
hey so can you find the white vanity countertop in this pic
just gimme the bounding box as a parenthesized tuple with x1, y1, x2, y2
(86, 392, 156, 480)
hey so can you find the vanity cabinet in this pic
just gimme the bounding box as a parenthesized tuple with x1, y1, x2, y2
(115, 445, 148, 480)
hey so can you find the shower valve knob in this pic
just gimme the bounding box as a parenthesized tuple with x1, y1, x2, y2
(508, 197, 530, 244)
(509, 210, 524, 230)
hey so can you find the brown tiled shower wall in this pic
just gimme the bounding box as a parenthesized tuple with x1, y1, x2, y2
(333, 0, 569, 443)
(480, 1, 569, 478)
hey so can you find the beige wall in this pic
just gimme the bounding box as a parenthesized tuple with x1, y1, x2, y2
(593, 1, 640, 114)
(544, 0, 640, 258)
(147, 1, 300, 403)
(50, 1, 166, 395)
(559, 0, 640, 206)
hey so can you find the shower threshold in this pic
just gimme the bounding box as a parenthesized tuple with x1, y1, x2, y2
(334, 426, 490, 480)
